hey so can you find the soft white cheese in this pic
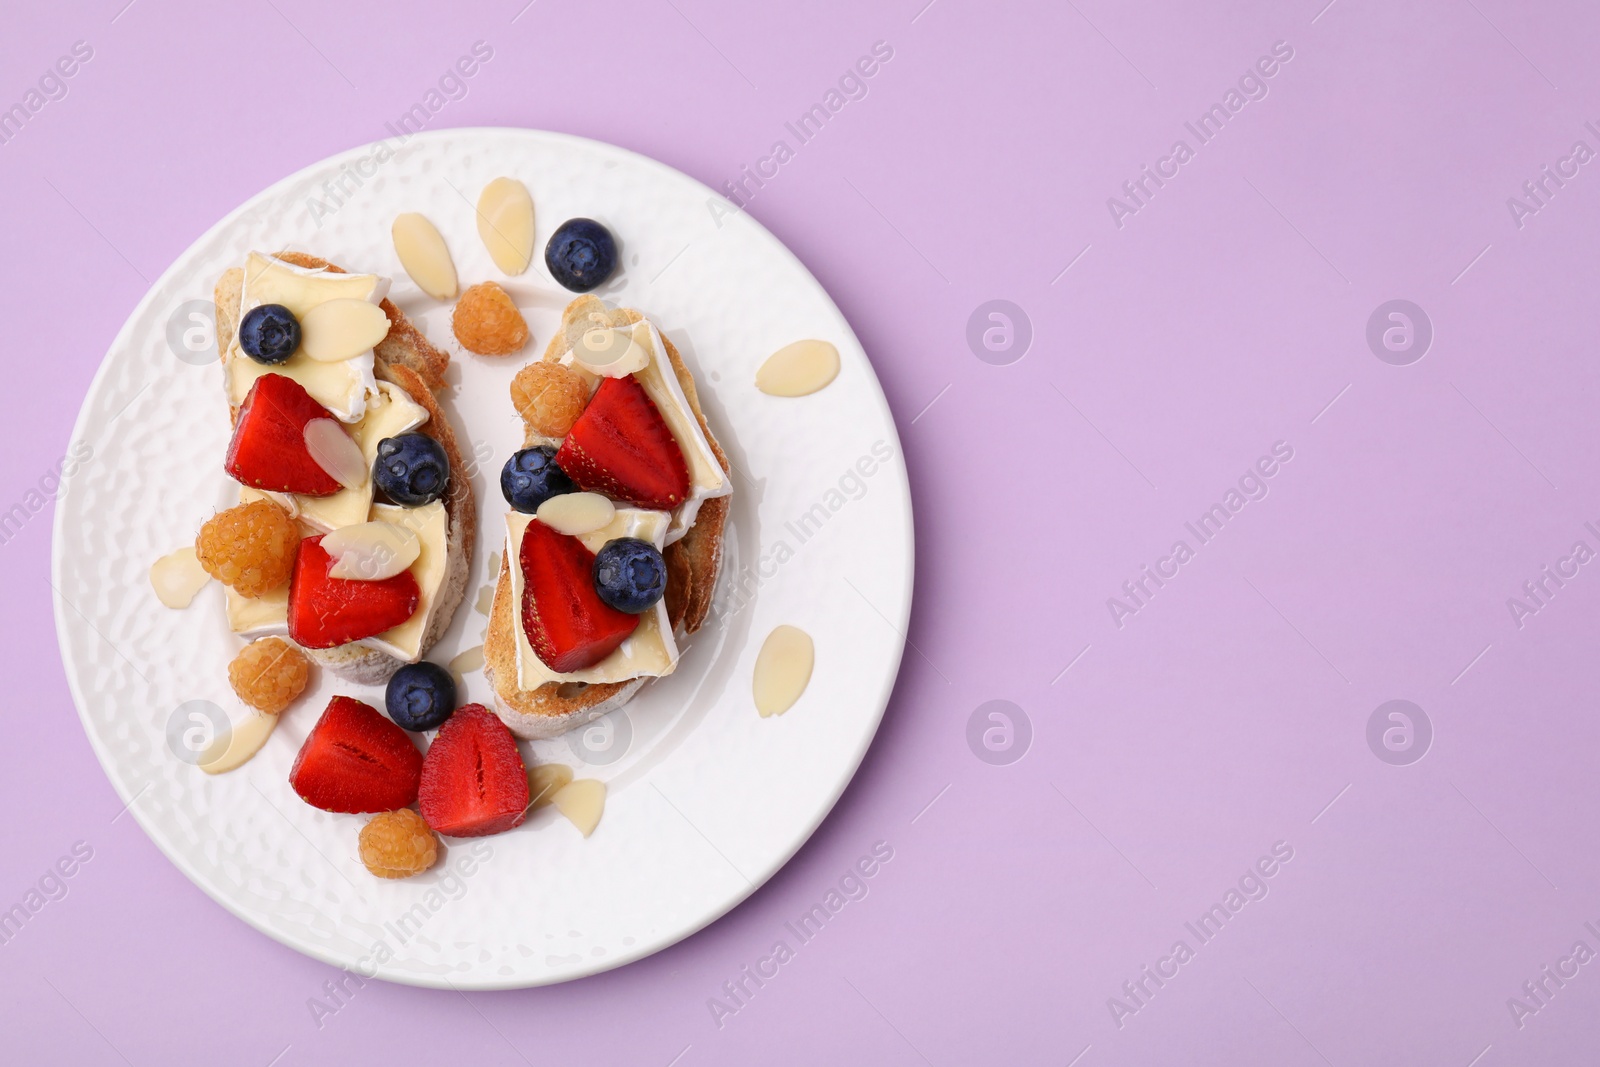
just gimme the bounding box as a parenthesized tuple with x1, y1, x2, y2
(223, 491, 449, 664)
(226, 252, 390, 422)
(553, 318, 730, 544)
(224, 583, 290, 639)
(359, 501, 449, 663)
(507, 508, 679, 689)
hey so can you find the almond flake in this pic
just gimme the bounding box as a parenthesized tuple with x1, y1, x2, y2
(150, 546, 211, 609)
(198, 711, 277, 775)
(303, 418, 368, 490)
(552, 779, 606, 837)
(536, 492, 615, 536)
(477, 177, 535, 275)
(756, 340, 840, 397)
(321, 521, 420, 580)
(753, 624, 814, 716)
(392, 213, 458, 300)
(449, 644, 485, 674)
(300, 298, 391, 363)
(527, 763, 574, 810)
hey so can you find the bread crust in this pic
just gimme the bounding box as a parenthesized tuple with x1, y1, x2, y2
(213, 252, 475, 683)
(485, 296, 730, 739)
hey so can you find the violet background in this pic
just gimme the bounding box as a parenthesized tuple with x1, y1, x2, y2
(6, 0, 1600, 1063)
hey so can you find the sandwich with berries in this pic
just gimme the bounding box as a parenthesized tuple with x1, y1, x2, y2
(483, 295, 732, 739)
(202, 251, 475, 685)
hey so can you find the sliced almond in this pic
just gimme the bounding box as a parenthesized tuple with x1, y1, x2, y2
(536, 492, 615, 536)
(572, 327, 649, 377)
(198, 711, 277, 775)
(299, 299, 391, 363)
(477, 177, 535, 275)
(552, 779, 606, 837)
(392, 213, 458, 300)
(303, 419, 368, 490)
(150, 546, 211, 609)
(528, 763, 574, 810)
(756, 340, 840, 397)
(321, 521, 420, 580)
(753, 624, 814, 717)
(449, 644, 485, 675)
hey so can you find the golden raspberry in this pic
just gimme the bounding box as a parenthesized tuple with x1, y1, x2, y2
(359, 809, 438, 879)
(452, 282, 528, 356)
(228, 637, 310, 714)
(195, 499, 299, 597)
(511, 361, 590, 438)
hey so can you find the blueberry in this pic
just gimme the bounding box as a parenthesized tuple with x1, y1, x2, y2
(385, 662, 457, 731)
(501, 447, 573, 513)
(373, 432, 450, 507)
(545, 218, 618, 293)
(593, 537, 666, 614)
(238, 303, 301, 364)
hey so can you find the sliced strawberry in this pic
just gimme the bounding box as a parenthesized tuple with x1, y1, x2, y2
(418, 705, 530, 837)
(226, 373, 347, 496)
(288, 536, 420, 649)
(520, 519, 638, 672)
(289, 695, 423, 813)
(555, 375, 689, 510)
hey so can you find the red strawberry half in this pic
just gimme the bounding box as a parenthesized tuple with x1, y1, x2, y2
(520, 519, 638, 672)
(289, 695, 423, 813)
(555, 375, 689, 510)
(226, 373, 348, 496)
(288, 536, 420, 649)
(418, 705, 530, 837)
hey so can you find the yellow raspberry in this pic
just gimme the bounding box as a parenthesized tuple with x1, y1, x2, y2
(228, 637, 310, 714)
(452, 282, 528, 356)
(195, 499, 299, 597)
(359, 809, 438, 879)
(511, 361, 590, 438)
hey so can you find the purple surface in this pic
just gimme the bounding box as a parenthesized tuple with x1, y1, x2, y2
(6, 0, 1599, 1062)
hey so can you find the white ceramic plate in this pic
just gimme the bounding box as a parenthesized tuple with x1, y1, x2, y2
(52, 128, 912, 988)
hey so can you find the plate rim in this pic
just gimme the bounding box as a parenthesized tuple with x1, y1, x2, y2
(51, 125, 914, 989)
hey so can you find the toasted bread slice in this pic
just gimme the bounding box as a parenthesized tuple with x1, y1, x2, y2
(484, 296, 730, 739)
(214, 252, 475, 684)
